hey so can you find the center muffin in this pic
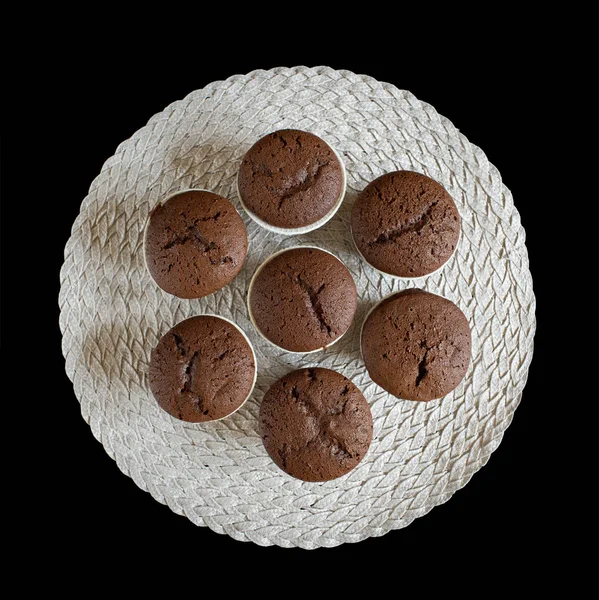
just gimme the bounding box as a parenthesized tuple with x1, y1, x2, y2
(248, 247, 357, 352)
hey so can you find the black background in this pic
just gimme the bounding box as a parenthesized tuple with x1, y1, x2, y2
(6, 8, 597, 593)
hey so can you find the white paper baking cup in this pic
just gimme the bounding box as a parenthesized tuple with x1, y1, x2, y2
(247, 245, 355, 354)
(236, 132, 347, 235)
(156, 313, 258, 423)
(142, 187, 247, 297)
(350, 213, 462, 281)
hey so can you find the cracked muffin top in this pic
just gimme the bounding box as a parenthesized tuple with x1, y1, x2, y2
(248, 247, 357, 353)
(361, 288, 471, 401)
(259, 367, 373, 482)
(149, 315, 256, 422)
(237, 129, 345, 229)
(351, 170, 461, 278)
(144, 190, 247, 299)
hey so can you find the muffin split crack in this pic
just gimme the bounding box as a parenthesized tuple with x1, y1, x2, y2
(290, 272, 331, 335)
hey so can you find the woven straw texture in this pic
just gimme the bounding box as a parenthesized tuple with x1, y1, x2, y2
(59, 66, 535, 549)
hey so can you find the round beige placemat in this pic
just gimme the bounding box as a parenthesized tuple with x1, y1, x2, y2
(59, 65, 535, 549)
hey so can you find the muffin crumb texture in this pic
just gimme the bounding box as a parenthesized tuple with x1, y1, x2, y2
(149, 316, 255, 422)
(259, 368, 373, 482)
(361, 289, 471, 401)
(238, 129, 344, 228)
(145, 190, 247, 299)
(352, 170, 461, 277)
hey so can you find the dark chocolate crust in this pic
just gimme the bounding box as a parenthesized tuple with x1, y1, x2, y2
(259, 368, 373, 482)
(249, 247, 357, 352)
(237, 129, 344, 228)
(144, 190, 247, 299)
(361, 288, 471, 401)
(351, 171, 460, 277)
(149, 315, 256, 422)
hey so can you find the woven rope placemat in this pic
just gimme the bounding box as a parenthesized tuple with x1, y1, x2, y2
(59, 66, 535, 549)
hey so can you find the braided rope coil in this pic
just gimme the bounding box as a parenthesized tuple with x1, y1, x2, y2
(59, 66, 535, 549)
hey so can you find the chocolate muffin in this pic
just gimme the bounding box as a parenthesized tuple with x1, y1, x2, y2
(259, 368, 373, 482)
(144, 189, 247, 299)
(248, 247, 357, 352)
(237, 129, 345, 230)
(149, 315, 256, 422)
(351, 171, 461, 278)
(361, 289, 471, 401)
